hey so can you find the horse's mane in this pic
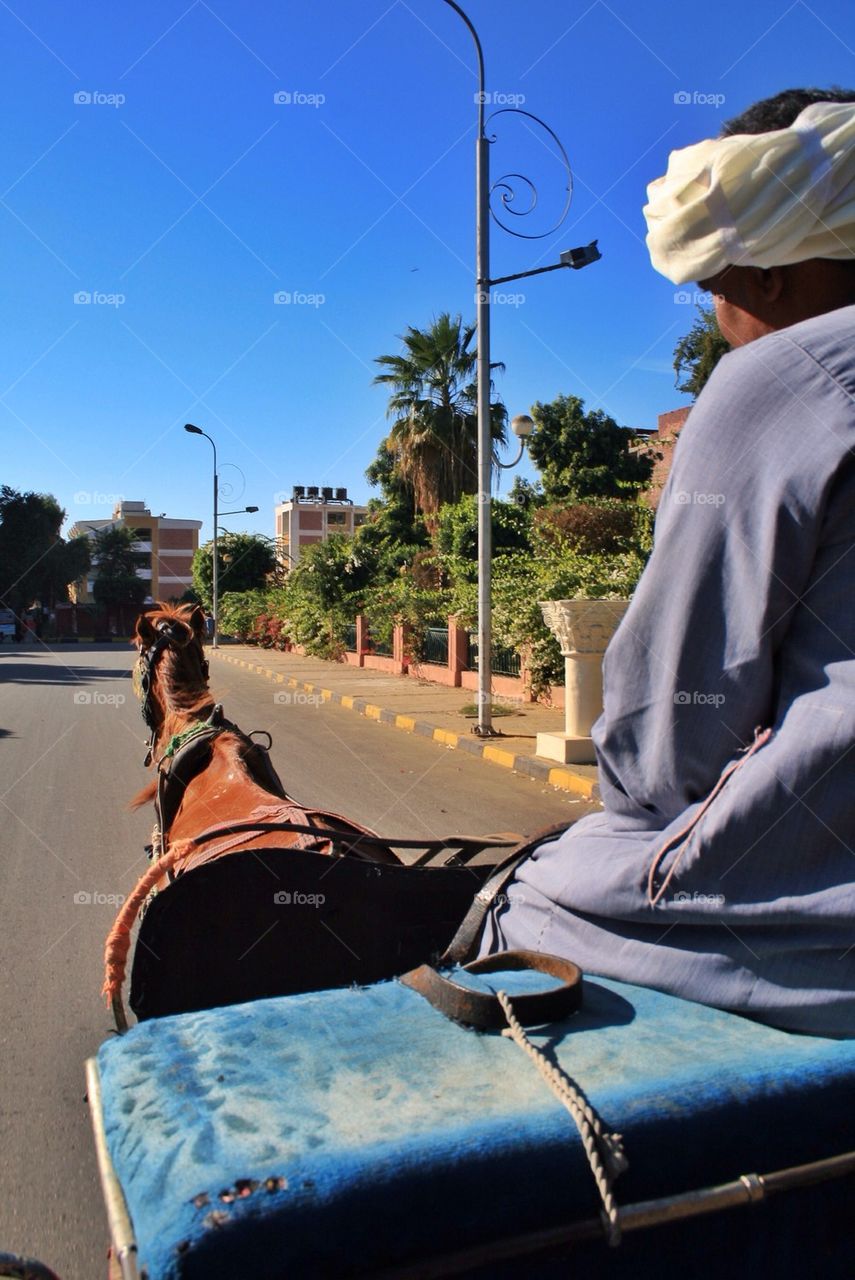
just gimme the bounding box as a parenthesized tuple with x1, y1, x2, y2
(130, 602, 215, 809)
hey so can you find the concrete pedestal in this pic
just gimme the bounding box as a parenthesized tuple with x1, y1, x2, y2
(536, 599, 630, 768)
(535, 731, 596, 765)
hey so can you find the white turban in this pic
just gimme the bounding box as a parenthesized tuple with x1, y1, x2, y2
(644, 102, 855, 285)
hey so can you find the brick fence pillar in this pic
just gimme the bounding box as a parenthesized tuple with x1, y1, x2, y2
(393, 620, 411, 670)
(354, 614, 368, 667)
(447, 615, 468, 689)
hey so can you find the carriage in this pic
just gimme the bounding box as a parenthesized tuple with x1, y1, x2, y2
(5, 605, 853, 1279)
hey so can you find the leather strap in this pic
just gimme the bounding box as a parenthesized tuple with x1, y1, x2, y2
(439, 822, 569, 965)
(400, 950, 583, 1030)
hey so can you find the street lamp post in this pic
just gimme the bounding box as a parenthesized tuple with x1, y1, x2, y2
(438, 1, 600, 736)
(184, 423, 219, 648)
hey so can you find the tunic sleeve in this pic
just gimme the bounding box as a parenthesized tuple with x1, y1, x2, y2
(594, 331, 848, 826)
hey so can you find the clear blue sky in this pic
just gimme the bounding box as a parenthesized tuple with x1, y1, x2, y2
(1, 0, 853, 543)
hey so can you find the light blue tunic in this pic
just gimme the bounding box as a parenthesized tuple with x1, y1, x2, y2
(484, 305, 855, 1036)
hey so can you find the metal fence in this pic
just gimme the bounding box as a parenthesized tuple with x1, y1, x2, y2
(467, 634, 521, 678)
(343, 624, 357, 652)
(422, 626, 449, 666)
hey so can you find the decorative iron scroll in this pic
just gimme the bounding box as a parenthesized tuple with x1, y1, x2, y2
(487, 108, 573, 240)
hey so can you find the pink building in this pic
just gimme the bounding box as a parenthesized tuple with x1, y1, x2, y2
(274, 486, 368, 568)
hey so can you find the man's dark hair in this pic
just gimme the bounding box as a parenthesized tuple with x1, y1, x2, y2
(722, 87, 855, 136)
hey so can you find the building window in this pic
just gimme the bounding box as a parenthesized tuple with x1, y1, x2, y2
(353, 513, 367, 527)
(327, 511, 347, 527)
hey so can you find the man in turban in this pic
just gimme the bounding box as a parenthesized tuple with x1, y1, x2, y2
(482, 88, 855, 1037)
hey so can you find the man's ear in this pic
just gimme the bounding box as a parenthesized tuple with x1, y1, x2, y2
(755, 266, 785, 302)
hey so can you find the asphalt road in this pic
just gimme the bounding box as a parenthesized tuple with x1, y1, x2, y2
(0, 642, 591, 1279)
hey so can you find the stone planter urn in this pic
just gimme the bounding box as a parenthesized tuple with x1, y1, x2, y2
(536, 599, 630, 765)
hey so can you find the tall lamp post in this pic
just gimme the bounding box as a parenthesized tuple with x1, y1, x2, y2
(184, 423, 219, 647)
(439, 0, 600, 736)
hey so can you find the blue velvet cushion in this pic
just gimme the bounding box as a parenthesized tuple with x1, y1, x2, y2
(95, 970, 855, 1278)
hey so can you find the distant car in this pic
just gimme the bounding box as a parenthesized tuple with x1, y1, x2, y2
(0, 609, 16, 642)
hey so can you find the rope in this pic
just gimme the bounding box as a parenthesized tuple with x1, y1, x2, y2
(102, 837, 195, 1022)
(496, 989, 628, 1247)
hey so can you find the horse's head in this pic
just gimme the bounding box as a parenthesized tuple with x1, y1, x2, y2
(132, 603, 213, 748)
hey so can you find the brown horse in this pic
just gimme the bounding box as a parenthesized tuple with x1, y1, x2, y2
(103, 603, 515, 1029)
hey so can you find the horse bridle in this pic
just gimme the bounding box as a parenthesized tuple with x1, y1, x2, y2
(134, 619, 210, 761)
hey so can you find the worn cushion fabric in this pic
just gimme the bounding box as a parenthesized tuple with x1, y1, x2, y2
(95, 968, 855, 1279)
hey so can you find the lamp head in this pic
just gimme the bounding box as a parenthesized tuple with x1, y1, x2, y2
(184, 423, 203, 435)
(246, 505, 259, 513)
(511, 414, 535, 439)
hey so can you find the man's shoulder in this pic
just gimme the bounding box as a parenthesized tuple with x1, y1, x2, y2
(696, 305, 855, 417)
(734, 305, 855, 392)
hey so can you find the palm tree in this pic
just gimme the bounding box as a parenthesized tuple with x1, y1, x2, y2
(373, 313, 507, 517)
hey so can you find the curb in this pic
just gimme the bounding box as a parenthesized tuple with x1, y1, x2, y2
(211, 651, 600, 802)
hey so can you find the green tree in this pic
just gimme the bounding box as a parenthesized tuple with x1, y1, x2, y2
(191, 532, 276, 608)
(373, 312, 508, 517)
(673, 305, 729, 397)
(92, 525, 147, 607)
(434, 494, 532, 582)
(526, 395, 654, 502)
(0, 487, 90, 614)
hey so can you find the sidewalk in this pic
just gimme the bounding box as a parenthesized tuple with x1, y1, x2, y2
(210, 645, 600, 801)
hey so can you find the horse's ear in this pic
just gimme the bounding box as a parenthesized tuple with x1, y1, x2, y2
(188, 605, 206, 639)
(135, 611, 157, 646)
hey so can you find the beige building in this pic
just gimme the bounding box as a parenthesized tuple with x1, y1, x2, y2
(68, 500, 202, 604)
(274, 486, 368, 568)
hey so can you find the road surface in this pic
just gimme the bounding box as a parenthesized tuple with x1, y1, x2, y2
(0, 641, 592, 1278)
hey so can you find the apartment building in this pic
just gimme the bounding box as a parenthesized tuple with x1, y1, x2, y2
(68, 500, 202, 603)
(274, 486, 368, 568)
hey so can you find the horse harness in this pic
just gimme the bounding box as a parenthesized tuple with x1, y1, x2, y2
(136, 621, 520, 875)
